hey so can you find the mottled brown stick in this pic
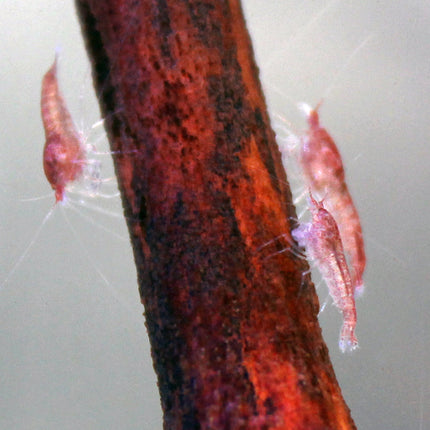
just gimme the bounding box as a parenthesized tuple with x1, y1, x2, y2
(75, 1, 356, 428)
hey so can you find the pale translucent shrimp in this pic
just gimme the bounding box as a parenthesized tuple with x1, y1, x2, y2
(1, 55, 120, 290)
(292, 191, 358, 353)
(41, 54, 87, 202)
(298, 102, 366, 295)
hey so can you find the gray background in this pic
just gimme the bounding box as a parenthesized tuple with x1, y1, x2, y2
(1, 1, 429, 429)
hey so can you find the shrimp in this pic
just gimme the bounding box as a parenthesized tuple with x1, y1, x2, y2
(41, 54, 86, 203)
(298, 102, 366, 295)
(292, 190, 358, 353)
(1, 55, 122, 291)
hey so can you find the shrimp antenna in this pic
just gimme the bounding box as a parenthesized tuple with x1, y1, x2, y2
(60, 206, 138, 317)
(265, 0, 342, 70)
(1, 204, 56, 290)
(321, 32, 375, 101)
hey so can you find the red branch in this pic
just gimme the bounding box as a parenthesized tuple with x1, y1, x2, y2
(75, 1, 356, 428)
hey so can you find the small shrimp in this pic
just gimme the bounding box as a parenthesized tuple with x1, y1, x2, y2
(299, 102, 366, 295)
(1, 54, 121, 291)
(292, 190, 358, 352)
(41, 54, 86, 202)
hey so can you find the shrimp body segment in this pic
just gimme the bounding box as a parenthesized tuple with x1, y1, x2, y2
(300, 103, 366, 295)
(41, 56, 86, 202)
(292, 192, 358, 353)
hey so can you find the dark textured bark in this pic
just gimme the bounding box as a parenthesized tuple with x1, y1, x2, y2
(75, 1, 356, 429)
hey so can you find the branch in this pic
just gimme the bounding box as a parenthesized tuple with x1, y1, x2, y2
(75, 1, 356, 428)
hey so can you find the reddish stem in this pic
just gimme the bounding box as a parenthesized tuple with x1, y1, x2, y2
(75, 1, 356, 428)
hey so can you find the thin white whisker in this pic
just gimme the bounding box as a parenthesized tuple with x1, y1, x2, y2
(19, 193, 53, 202)
(1, 204, 56, 290)
(265, 0, 341, 70)
(60, 206, 137, 317)
(65, 201, 128, 242)
(322, 33, 375, 101)
(67, 197, 124, 219)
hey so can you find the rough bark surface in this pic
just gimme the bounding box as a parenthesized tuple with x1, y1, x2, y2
(75, 1, 357, 429)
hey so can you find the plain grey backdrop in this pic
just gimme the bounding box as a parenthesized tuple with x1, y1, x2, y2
(1, 1, 429, 429)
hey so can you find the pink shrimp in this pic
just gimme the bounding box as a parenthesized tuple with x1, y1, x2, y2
(1, 55, 120, 291)
(41, 54, 86, 203)
(292, 190, 358, 352)
(299, 102, 366, 295)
